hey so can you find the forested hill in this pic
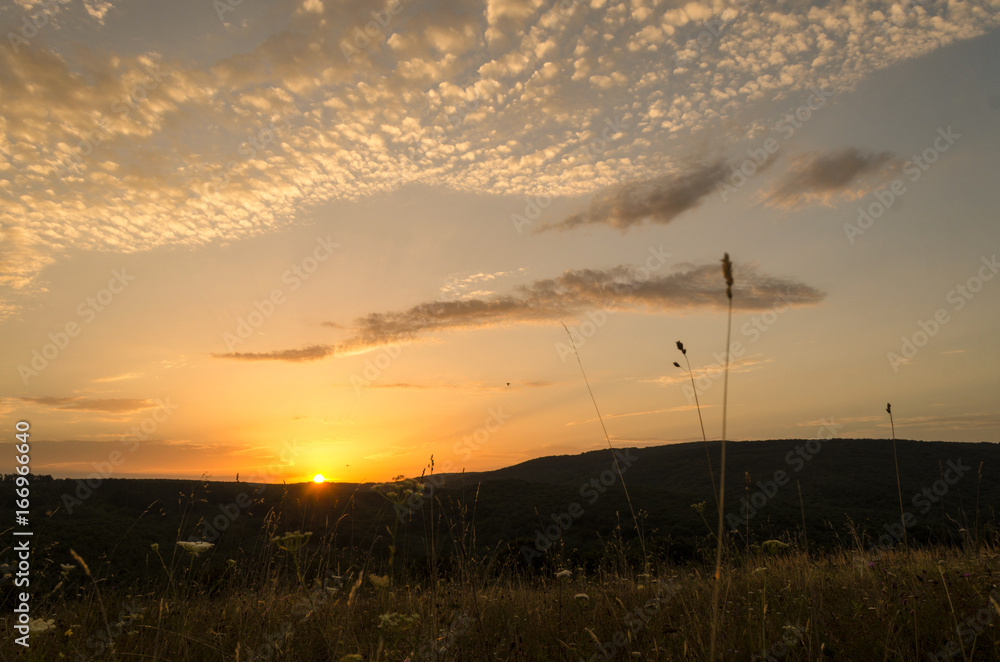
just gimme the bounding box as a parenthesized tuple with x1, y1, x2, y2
(4, 438, 999, 592)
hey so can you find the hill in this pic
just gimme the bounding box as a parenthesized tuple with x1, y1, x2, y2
(4, 437, 999, 590)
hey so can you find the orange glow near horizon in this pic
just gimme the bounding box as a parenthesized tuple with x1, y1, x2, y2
(313, 474, 325, 483)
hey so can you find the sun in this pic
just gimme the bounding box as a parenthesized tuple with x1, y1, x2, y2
(312, 474, 325, 483)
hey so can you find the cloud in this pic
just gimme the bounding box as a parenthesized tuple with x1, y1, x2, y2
(215, 260, 825, 361)
(764, 148, 895, 208)
(438, 268, 527, 300)
(17, 396, 156, 413)
(642, 355, 775, 387)
(216, 344, 335, 362)
(543, 161, 730, 231)
(371, 379, 555, 390)
(566, 403, 711, 427)
(3, 0, 998, 317)
(91, 372, 143, 383)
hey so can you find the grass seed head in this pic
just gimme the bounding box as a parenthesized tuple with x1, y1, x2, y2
(721, 253, 734, 299)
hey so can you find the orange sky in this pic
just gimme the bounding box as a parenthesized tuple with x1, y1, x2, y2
(2, 0, 998, 484)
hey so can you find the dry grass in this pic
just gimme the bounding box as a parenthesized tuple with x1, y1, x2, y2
(12, 534, 1000, 661)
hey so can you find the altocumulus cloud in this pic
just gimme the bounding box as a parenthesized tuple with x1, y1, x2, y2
(214, 260, 825, 362)
(3, 0, 998, 318)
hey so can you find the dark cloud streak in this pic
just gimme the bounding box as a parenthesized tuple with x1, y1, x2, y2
(214, 261, 825, 362)
(17, 397, 156, 413)
(766, 148, 894, 208)
(542, 161, 731, 232)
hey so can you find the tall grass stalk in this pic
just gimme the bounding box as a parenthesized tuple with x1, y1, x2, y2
(71, 549, 118, 662)
(709, 252, 734, 662)
(887, 402, 909, 553)
(674, 342, 718, 510)
(561, 321, 648, 568)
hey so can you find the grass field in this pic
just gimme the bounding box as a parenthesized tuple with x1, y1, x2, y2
(8, 510, 1000, 661)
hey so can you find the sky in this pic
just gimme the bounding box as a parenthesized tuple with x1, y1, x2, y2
(1, 0, 998, 484)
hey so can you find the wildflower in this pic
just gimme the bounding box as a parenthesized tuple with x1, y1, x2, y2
(555, 569, 572, 579)
(150, 543, 159, 552)
(574, 593, 590, 602)
(378, 611, 419, 630)
(369, 574, 390, 588)
(271, 531, 312, 553)
(373, 476, 426, 504)
(176, 541, 214, 556)
(227, 559, 237, 568)
(761, 540, 789, 554)
(60, 564, 75, 578)
(29, 618, 56, 634)
(781, 624, 804, 646)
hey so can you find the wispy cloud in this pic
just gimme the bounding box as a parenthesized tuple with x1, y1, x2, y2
(642, 356, 775, 387)
(17, 396, 156, 413)
(92, 372, 144, 383)
(216, 261, 824, 362)
(219, 344, 335, 362)
(542, 162, 730, 232)
(764, 148, 895, 208)
(566, 404, 710, 427)
(372, 379, 555, 391)
(438, 268, 527, 300)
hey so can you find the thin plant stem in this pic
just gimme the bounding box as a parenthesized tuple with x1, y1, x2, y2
(675, 344, 718, 511)
(709, 252, 734, 662)
(939, 563, 970, 662)
(71, 549, 118, 662)
(561, 322, 648, 569)
(887, 403, 909, 553)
